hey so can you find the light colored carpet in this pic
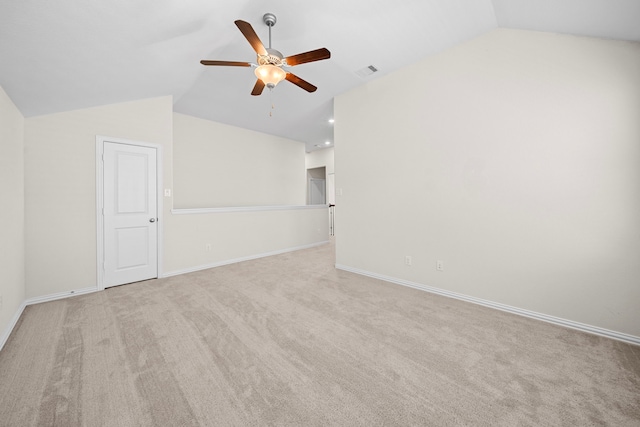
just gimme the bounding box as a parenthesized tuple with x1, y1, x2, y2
(1, 241, 639, 426)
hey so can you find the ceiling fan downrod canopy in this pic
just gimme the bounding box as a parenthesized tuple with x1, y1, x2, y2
(263, 13, 277, 49)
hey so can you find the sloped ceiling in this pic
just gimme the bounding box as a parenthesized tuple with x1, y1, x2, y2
(1, 0, 638, 152)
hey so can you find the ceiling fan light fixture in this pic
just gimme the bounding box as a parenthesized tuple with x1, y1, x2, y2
(201, 15, 329, 95)
(255, 64, 286, 88)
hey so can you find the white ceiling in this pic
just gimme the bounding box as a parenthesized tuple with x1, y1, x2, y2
(1, 0, 638, 152)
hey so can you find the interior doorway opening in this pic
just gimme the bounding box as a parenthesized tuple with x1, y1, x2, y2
(307, 166, 326, 205)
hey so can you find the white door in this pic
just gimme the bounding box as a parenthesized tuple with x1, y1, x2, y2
(103, 142, 158, 287)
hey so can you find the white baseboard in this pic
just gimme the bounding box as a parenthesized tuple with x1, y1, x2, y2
(1, 241, 330, 353)
(335, 264, 640, 347)
(0, 301, 27, 352)
(24, 286, 100, 306)
(163, 240, 330, 278)
(1, 286, 101, 352)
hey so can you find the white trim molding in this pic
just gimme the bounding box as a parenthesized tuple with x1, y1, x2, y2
(0, 302, 26, 352)
(1, 241, 329, 351)
(163, 241, 330, 278)
(171, 204, 328, 215)
(335, 264, 640, 347)
(1, 286, 100, 352)
(23, 287, 100, 306)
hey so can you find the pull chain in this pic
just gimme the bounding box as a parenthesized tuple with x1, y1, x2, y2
(269, 88, 275, 117)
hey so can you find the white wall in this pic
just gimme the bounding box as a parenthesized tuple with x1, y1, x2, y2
(24, 97, 173, 298)
(335, 29, 640, 337)
(0, 86, 25, 344)
(173, 113, 305, 208)
(306, 147, 335, 174)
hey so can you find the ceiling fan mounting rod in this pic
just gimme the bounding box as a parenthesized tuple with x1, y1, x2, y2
(263, 13, 277, 49)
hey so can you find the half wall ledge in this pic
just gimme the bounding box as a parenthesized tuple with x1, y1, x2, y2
(171, 205, 328, 214)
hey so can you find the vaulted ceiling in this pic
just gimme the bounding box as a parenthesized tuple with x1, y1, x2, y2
(1, 0, 638, 152)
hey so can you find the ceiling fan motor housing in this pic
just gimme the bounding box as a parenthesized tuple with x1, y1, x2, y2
(259, 48, 285, 66)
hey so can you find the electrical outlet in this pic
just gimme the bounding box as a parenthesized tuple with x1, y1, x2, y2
(437, 260, 444, 271)
(405, 256, 412, 266)
(205, 244, 211, 251)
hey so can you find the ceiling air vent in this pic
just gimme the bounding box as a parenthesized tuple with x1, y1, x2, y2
(355, 65, 378, 78)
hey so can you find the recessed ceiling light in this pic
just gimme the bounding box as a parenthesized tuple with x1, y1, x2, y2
(328, 118, 334, 124)
(325, 141, 331, 145)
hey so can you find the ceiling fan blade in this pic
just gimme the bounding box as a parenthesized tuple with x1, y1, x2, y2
(234, 20, 267, 56)
(284, 48, 331, 66)
(285, 73, 317, 93)
(200, 60, 252, 67)
(251, 79, 265, 96)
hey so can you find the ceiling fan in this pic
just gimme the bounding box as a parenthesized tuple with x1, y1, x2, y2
(200, 13, 331, 96)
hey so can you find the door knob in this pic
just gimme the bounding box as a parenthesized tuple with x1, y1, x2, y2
(149, 218, 156, 223)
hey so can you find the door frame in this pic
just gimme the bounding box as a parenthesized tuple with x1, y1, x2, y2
(95, 135, 164, 290)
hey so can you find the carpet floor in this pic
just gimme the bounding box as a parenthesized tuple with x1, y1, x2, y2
(1, 241, 639, 426)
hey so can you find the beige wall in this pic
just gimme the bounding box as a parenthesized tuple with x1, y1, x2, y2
(166, 112, 327, 275)
(173, 113, 305, 208)
(21, 99, 326, 299)
(164, 208, 329, 275)
(335, 29, 640, 337)
(0, 86, 25, 342)
(24, 97, 173, 298)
